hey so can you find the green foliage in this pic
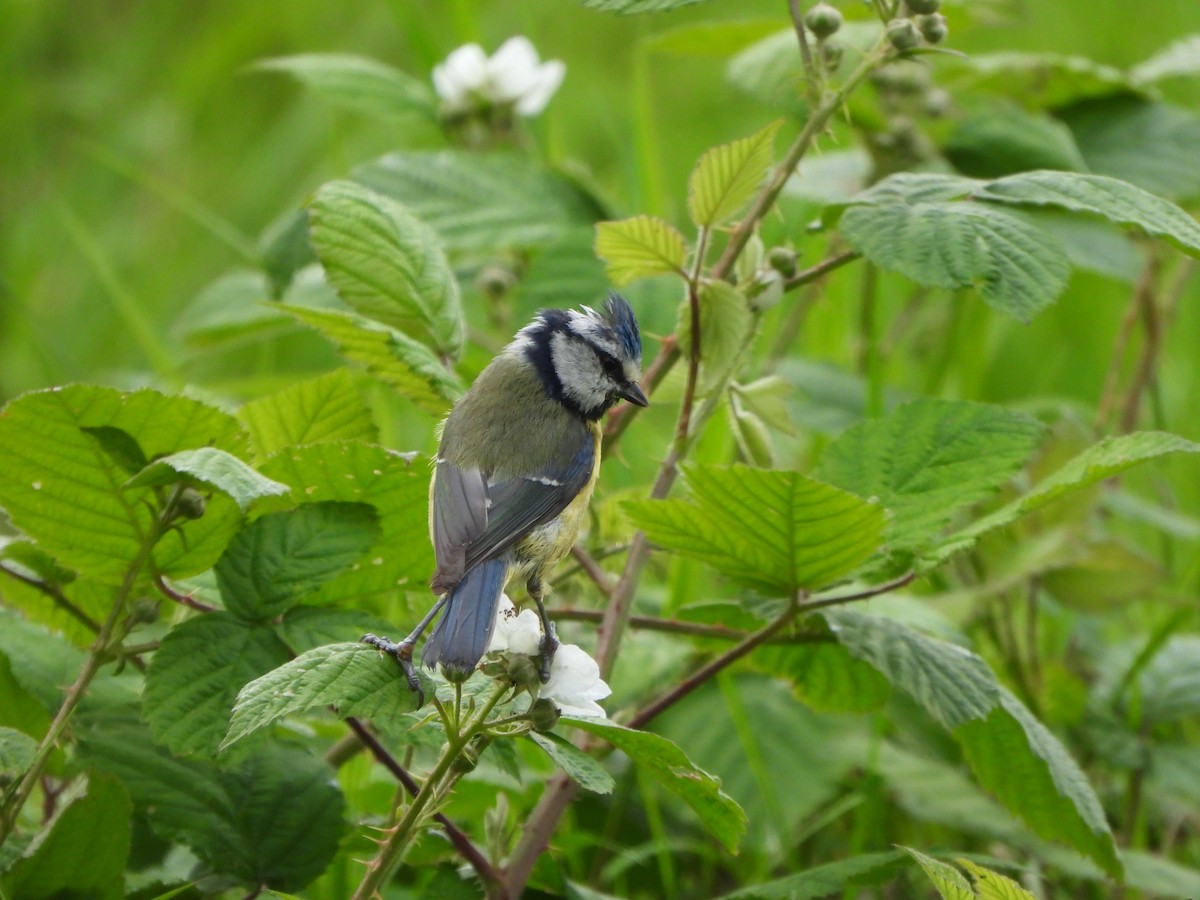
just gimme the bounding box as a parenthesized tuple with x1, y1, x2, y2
(527, 732, 616, 794)
(125, 447, 291, 511)
(595, 215, 688, 285)
(238, 369, 379, 460)
(625, 464, 887, 595)
(688, 120, 781, 228)
(256, 53, 437, 120)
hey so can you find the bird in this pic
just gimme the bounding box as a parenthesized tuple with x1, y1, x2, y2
(364, 293, 646, 697)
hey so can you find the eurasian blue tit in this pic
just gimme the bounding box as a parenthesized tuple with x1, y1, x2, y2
(365, 293, 646, 695)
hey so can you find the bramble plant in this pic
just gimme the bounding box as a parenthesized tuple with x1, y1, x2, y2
(3, 1, 1200, 898)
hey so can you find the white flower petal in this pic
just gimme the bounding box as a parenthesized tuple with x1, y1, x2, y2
(514, 59, 565, 116)
(487, 36, 542, 102)
(433, 43, 488, 107)
(542, 644, 611, 718)
(487, 594, 544, 656)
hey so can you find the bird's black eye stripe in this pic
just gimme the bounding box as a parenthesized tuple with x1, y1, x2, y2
(599, 352, 624, 382)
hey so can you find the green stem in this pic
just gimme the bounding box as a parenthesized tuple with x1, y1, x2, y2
(0, 505, 167, 845)
(351, 682, 509, 899)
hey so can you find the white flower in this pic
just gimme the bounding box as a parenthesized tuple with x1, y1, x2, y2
(488, 594, 543, 657)
(541, 644, 611, 718)
(432, 36, 565, 117)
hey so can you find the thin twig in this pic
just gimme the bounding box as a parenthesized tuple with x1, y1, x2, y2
(0, 563, 102, 633)
(554, 607, 831, 643)
(569, 546, 614, 597)
(782, 249, 863, 293)
(1096, 250, 1157, 431)
(154, 573, 216, 612)
(1118, 249, 1164, 433)
(787, 0, 823, 110)
(344, 717, 499, 888)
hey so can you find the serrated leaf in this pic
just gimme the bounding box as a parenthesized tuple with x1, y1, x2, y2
(957, 689, 1120, 877)
(943, 52, 1135, 110)
(0, 774, 130, 900)
(126, 447, 290, 511)
(688, 120, 782, 227)
(78, 724, 343, 893)
(173, 269, 286, 346)
(719, 851, 905, 899)
(282, 304, 462, 414)
(257, 53, 436, 119)
(276, 605, 400, 655)
(977, 170, 1200, 258)
(527, 732, 615, 794)
(756, 640, 892, 714)
(0, 614, 84, 712)
(594, 216, 687, 285)
(817, 399, 1045, 551)
(581, 0, 714, 12)
(308, 180, 464, 356)
(1060, 96, 1200, 201)
(238, 369, 378, 460)
(829, 610, 1119, 875)
(903, 848, 975, 900)
(678, 281, 754, 396)
(215, 501, 380, 622)
(838, 198, 1069, 322)
(945, 106, 1087, 178)
(1130, 34, 1200, 85)
(563, 716, 747, 852)
(936, 431, 1200, 562)
(259, 443, 432, 603)
(259, 209, 316, 297)
(625, 464, 886, 595)
(0, 724, 37, 776)
(957, 858, 1038, 899)
(225, 642, 427, 747)
(143, 614, 292, 758)
(0, 385, 247, 581)
(353, 150, 604, 253)
(80, 425, 148, 475)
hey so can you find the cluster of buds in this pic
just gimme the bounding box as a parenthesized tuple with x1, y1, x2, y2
(890, 0, 949, 50)
(801, 3, 847, 74)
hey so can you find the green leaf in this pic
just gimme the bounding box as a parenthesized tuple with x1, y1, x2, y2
(79, 724, 343, 893)
(594, 215, 688, 285)
(275, 605, 400, 655)
(829, 610, 1120, 875)
(816, 399, 1045, 551)
(581, 0, 714, 12)
(527, 732, 615, 794)
(125, 447, 291, 511)
(224, 642, 427, 747)
(509, 228, 609, 313)
(678, 281, 754, 396)
(308, 180, 464, 356)
(215, 501, 380, 622)
(0, 614, 84, 712)
(936, 431, 1200, 562)
(0, 385, 247, 581)
(943, 52, 1134, 110)
(0, 724, 37, 776)
(563, 716, 747, 853)
(958, 858, 1038, 899)
(727, 30, 805, 111)
(903, 847, 975, 900)
(173, 269, 286, 347)
(957, 689, 1120, 877)
(688, 120, 781, 227)
(282, 304, 463, 414)
(944, 106, 1087, 179)
(1130, 34, 1200, 85)
(143, 614, 292, 758)
(625, 464, 886, 595)
(259, 209, 316, 297)
(719, 851, 905, 899)
(1059, 96, 1200, 201)
(838, 197, 1069, 322)
(80, 425, 148, 475)
(257, 53, 436, 119)
(259, 442, 433, 604)
(238, 369, 378, 460)
(977, 170, 1200, 258)
(353, 150, 604, 253)
(756, 640, 892, 714)
(1, 774, 130, 900)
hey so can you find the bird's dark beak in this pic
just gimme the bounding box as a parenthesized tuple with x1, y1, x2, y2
(619, 381, 649, 407)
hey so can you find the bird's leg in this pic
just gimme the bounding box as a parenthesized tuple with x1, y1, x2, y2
(362, 596, 447, 705)
(528, 575, 559, 683)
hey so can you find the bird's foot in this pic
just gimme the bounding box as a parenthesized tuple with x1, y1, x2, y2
(538, 621, 559, 684)
(362, 633, 424, 706)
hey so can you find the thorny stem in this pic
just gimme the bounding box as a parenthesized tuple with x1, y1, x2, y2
(501, 34, 895, 897)
(554, 607, 833, 643)
(154, 572, 216, 612)
(351, 681, 509, 900)
(0, 491, 176, 845)
(569, 545, 614, 597)
(787, 0, 823, 111)
(344, 717, 498, 888)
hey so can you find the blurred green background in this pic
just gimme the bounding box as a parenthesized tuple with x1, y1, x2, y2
(4, 0, 1198, 398)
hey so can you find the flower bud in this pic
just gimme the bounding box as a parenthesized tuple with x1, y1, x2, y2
(822, 41, 844, 70)
(505, 653, 541, 689)
(904, 0, 940, 13)
(175, 487, 206, 521)
(917, 13, 948, 44)
(886, 19, 922, 51)
(804, 3, 843, 39)
(475, 263, 516, 301)
(479, 653, 508, 679)
(529, 698, 561, 733)
(767, 246, 798, 278)
(451, 739, 481, 773)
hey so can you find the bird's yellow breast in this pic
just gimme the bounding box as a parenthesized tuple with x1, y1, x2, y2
(513, 419, 602, 579)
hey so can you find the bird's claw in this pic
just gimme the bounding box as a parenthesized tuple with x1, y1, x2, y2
(538, 621, 559, 684)
(362, 633, 425, 707)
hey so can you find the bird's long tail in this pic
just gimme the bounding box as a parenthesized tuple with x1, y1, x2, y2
(422, 558, 507, 678)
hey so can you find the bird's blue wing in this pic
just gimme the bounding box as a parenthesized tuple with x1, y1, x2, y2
(430, 435, 595, 594)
